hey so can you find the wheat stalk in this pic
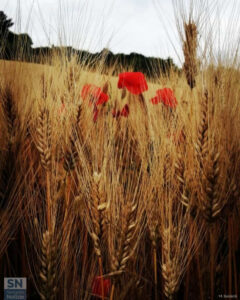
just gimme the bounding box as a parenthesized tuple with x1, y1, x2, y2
(200, 152, 224, 222)
(63, 138, 78, 173)
(39, 230, 58, 300)
(86, 171, 108, 300)
(196, 90, 209, 160)
(36, 109, 51, 172)
(183, 21, 198, 89)
(117, 200, 138, 273)
(175, 154, 189, 208)
(109, 196, 139, 300)
(36, 108, 52, 231)
(88, 172, 108, 257)
(1, 87, 17, 142)
(161, 226, 180, 299)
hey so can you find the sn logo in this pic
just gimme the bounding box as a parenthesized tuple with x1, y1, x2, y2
(4, 278, 27, 290)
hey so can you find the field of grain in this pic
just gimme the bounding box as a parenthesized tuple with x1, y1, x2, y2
(0, 16, 240, 300)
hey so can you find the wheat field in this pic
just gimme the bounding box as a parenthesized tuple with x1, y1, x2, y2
(0, 5, 240, 299)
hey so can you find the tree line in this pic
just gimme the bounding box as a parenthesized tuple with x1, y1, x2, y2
(0, 11, 179, 78)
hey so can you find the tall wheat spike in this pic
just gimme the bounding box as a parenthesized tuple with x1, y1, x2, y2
(88, 172, 108, 257)
(36, 109, 51, 172)
(110, 197, 138, 276)
(1, 87, 17, 141)
(146, 193, 159, 249)
(175, 154, 189, 209)
(87, 171, 108, 300)
(161, 225, 180, 299)
(200, 152, 223, 222)
(39, 230, 58, 300)
(63, 137, 79, 173)
(183, 21, 198, 89)
(35, 108, 52, 231)
(196, 90, 209, 159)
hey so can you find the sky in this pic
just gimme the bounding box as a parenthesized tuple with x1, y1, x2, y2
(1, 0, 240, 65)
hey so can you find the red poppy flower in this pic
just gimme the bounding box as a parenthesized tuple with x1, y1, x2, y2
(120, 104, 129, 117)
(81, 84, 109, 105)
(92, 276, 111, 298)
(118, 72, 148, 95)
(150, 88, 177, 108)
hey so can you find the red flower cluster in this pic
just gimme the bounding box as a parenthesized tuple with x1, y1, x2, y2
(80, 73, 178, 123)
(112, 104, 129, 118)
(92, 276, 111, 298)
(118, 72, 148, 95)
(150, 88, 177, 108)
(81, 84, 109, 105)
(81, 84, 109, 122)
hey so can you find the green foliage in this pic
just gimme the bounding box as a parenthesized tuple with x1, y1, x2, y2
(0, 11, 13, 35)
(0, 11, 33, 60)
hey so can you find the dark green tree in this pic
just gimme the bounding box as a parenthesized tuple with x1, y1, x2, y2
(0, 11, 13, 35)
(0, 11, 14, 58)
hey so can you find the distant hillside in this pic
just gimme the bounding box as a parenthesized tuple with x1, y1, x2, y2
(32, 46, 179, 78)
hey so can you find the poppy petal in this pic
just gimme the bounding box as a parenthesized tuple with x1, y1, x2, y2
(117, 72, 148, 95)
(150, 96, 159, 105)
(96, 92, 109, 105)
(81, 84, 109, 106)
(151, 88, 178, 108)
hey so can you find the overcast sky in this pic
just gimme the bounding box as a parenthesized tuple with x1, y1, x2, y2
(1, 0, 240, 65)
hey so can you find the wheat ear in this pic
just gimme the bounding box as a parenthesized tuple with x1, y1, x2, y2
(88, 172, 108, 300)
(162, 227, 179, 299)
(36, 109, 52, 230)
(175, 154, 189, 208)
(196, 90, 208, 160)
(1, 87, 17, 142)
(110, 198, 138, 300)
(183, 21, 198, 89)
(39, 230, 58, 300)
(36, 109, 51, 172)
